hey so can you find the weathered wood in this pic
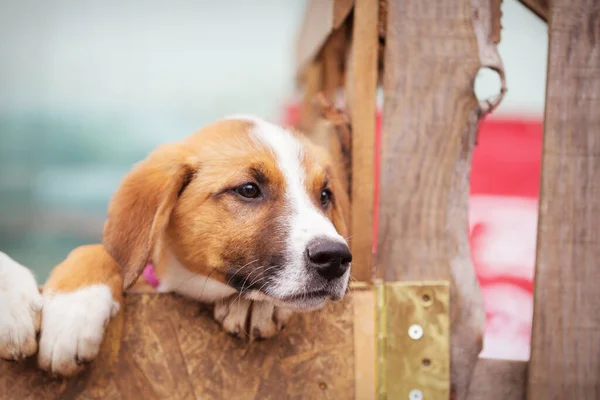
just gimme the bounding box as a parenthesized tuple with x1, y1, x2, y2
(0, 294, 355, 399)
(333, 0, 355, 29)
(347, 0, 379, 282)
(517, 0, 548, 22)
(296, 0, 354, 74)
(0, 287, 531, 400)
(298, 60, 323, 134)
(467, 359, 527, 400)
(527, 1, 600, 399)
(312, 96, 353, 198)
(377, 0, 504, 398)
(352, 285, 377, 400)
(381, 282, 450, 399)
(321, 28, 347, 102)
(491, 0, 503, 44)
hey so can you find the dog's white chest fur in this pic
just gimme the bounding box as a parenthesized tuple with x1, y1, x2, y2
(156, 255, 236, 303)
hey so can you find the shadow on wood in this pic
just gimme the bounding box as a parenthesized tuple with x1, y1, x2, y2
(0, 294, 354, 400)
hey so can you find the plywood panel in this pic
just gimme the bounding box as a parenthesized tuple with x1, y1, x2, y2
(526, 1, 600, 399)
(0, 294, 355, 400)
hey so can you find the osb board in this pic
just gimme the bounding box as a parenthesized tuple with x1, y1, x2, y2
(0, 294, 355, 400)
(527, 0, 600, 399)
(381, 282, 450, 399)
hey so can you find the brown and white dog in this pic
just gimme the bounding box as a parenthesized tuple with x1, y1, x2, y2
(0, 116, 351, 377)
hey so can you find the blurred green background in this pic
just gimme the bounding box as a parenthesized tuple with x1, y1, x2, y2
(0, 0, 306, 281)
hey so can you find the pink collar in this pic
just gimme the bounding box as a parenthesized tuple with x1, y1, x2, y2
(142, 264, 160, 289)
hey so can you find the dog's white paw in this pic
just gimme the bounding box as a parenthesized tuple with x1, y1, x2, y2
(214, 296, 293, 340)
(0, 252, 43, 360)
(38, 285, 119, 377)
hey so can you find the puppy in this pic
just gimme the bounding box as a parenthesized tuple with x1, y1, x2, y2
(0, 116, 351, 377)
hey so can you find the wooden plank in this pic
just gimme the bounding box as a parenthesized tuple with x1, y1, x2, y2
(333, 0, 354, 29)
(377, 0, 504, 398)
(516, 0, 548, 22)
(0, 294, 355, 399)
(526, 1, 600, 399)
(296, 0, 354, 74)
(322, 28, 347, 102)
(312, 96, 353, 198)
(381, 282, 450, 399)
(353, 285, 377, 400)
(467, 359, 527, 400)
(296, 0, 334, 74)
(298, 60, 323, 134)
(348, 0, 379, 282)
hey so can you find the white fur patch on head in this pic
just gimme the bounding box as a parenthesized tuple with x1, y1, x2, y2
(226, 116, 349, 305)
(38, 284, 120, 376)
(0, 252, 42, 360)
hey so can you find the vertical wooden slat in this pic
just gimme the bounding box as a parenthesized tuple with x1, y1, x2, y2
(322, 28, 347, 102)
(299, 60, 323, 133)
(353, 286, 377, 400)
(377, 0, 501, 398)
(527, 1, 600, 399)
(348, 0, 379, 282)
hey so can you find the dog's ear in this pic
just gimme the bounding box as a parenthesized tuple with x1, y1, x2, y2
(103, 143, 197, 289)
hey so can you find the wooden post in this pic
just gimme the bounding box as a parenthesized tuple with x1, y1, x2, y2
(347, 0, 379, 282)
(377, 0, 504, 398)
(526, 0, 600, 398)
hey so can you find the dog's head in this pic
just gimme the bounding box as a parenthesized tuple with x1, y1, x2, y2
(103, 116, 351, 310)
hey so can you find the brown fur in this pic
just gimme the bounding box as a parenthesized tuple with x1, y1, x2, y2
(45, 118, 349, 305)
(44, 245, 123, 304)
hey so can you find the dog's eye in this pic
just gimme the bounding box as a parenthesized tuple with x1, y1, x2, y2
(235, 183, 261, 199)
(320, 189, 332, 208)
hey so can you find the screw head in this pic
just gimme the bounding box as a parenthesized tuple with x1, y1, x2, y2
(409, 389, 423, 400)
(408, 324, 424, 340)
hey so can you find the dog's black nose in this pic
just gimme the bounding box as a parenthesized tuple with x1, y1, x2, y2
(306, 238, 352, 280)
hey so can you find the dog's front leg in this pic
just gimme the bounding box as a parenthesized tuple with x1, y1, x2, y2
(37, 244, 122, 377)
(0, 252, 43, 360)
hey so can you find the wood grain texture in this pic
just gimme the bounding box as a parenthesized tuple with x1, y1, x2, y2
(0, 294, 355, 400)
(527, 1, 600, 399)
(467, 358, 527, 400)
(348, 0, 379, 282)
(377, 1, 496, 398)
(382, 282, 450, 399)
(352, 286, 377, 400)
